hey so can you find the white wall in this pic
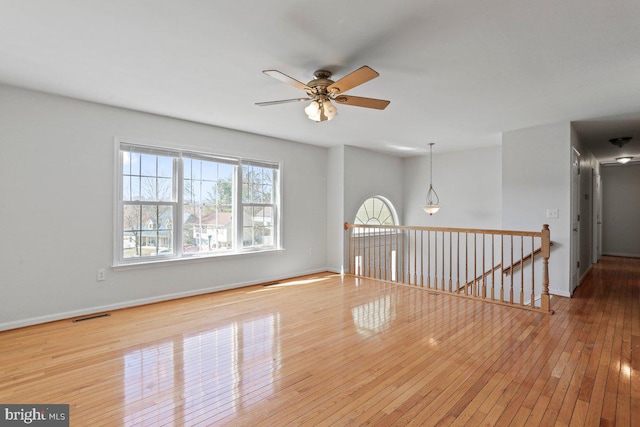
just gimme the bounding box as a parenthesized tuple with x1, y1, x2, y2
(343, 146, 404, 224)
(403, 146, 502, 228)
(502, 122, 571, 297)
(326, 146, 345, 272)
(0, 84, 328, 330)
(601, 163, 640, 257)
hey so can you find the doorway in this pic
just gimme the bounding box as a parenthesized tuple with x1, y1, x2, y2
(570, 148, 580, 294)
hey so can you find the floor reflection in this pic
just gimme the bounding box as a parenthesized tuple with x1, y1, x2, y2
(351, 294, 397, 338)
(123, 313, 280, 425)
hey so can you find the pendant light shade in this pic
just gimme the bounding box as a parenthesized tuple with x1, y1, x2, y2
(421, 143, 440, 215)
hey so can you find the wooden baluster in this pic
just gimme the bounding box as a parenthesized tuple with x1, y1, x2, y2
(401, 230, 405, 284)
(442, 231, 445, 291)
(491, 234, 495, 301)
(374, 227, 378, 279)
(456, 232, 460, 293)
(541, 224, 551, 313)
(510, 235, 514, 304)
(395, 229, 399, 282)
(465, 233, 469, 295)
(520, 235, 524, 305)
(449, 232, 453, 293)
(420, 230, 424, 286)
(382, 227, 385, 280)
(434, 231, 438, 289)
(348, 224, 352, 275)
(377, 227, 381, 280)
(500, 234, 504, 303)
(427, 230, 431, 288)
(413, 230, 418, 285)
(473, 233, 477, 298)
(531, 236, 535, 308)
(482, 233, 486, 299)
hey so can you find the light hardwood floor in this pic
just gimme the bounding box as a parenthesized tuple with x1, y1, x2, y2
(0, 256, 638, 426)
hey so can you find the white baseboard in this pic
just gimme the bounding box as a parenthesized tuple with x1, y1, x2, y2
(0, 268, 329, 332)
(549, 287, 571, 298)
(603, 252, 640, 259)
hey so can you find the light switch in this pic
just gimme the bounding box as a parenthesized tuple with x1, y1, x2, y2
(546, 208, 559, 219)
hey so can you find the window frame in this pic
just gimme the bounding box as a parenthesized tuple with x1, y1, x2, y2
(113, 138, 283, 266)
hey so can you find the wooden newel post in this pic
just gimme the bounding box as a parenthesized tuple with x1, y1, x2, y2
(344, 223, 350, 275)
(541, 224, 552, 313)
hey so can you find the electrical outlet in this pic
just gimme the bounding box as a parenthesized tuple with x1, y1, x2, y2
(97, 269, 106, 282)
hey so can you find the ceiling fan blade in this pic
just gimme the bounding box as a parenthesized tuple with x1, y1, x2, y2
(327, 66, 379, 94)
(263, 70, 311, 91)
(333, 95, 390, 110)
(255, 98, 311, 106)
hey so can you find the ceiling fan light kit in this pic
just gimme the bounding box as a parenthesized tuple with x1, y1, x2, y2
(256, 66, 390, 122)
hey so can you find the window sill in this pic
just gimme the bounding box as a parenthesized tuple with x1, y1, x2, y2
(112, 247, 285, 270)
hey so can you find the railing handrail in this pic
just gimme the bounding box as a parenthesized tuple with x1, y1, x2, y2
(344, 222, 543, 238)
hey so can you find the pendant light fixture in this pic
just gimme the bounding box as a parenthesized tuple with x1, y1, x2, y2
(421, 143, 440, 215)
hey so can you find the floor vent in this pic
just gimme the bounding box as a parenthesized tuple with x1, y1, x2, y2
(428, 292, 440, 296)
(73, 313, 111, 323)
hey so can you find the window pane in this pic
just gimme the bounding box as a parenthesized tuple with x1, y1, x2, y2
(122, 176, 131, 201)
(157, 177, 173, 201)
(140, 177, 157, 201)
(157, 205, 174, 255)
(130, 152, 140, 175)
(123, 204, 141, 259)
(243, 165, 274, 203)
(130, 176, 141, 200)
(140, 153, 156, 177)
(122, 151, 131, 175)
(202, 161, 217, 181)
(124, 204, 173, 257)
(219, 163, 234, 180)
(181, 156, 236, 254)
(157, 156, 173, 178)
(183, 203, 233, 253)
(191, 159, 202, 180)
(243, 206, 274, 248)
(122, 204, 175, 259)
(183, 158, 192, 180)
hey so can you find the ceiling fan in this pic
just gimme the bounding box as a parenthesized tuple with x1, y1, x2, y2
(256, 66, 390, 122)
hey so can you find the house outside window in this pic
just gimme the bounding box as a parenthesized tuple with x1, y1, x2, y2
(115, 140, 281, 265)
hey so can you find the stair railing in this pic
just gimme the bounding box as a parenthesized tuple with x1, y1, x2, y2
(344, 223, 552, 314)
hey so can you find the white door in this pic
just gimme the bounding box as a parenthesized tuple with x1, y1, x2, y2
(570, 148, 580, 293)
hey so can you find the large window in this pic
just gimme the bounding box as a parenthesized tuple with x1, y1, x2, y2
(116, 141, 281, 265)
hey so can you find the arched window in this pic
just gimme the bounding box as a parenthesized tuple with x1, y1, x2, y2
(354, 196, 398, 226)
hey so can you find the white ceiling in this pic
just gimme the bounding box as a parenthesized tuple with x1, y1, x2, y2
(1, 1, 640, 160)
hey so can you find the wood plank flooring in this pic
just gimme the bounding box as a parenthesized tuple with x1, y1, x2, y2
(0, 255, 638, 426)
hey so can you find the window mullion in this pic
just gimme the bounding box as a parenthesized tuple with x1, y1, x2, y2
(235, 164, 242, 250)
(175, 155, 183, 257)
